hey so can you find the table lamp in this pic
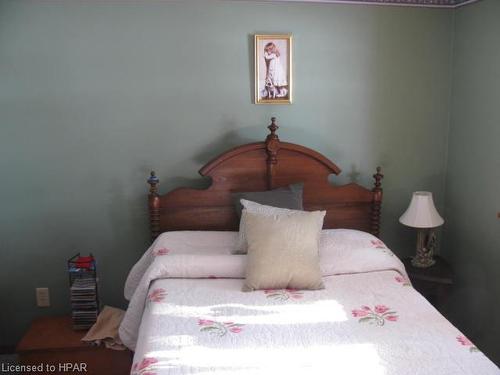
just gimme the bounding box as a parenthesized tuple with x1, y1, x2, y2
(399, 191, 444, 268)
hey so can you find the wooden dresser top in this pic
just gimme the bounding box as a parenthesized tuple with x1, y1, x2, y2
(17, 316, 93, 353)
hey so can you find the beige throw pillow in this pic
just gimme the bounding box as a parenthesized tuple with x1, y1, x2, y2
(242, 210, 326, 292)
(233, 199, 305, 255)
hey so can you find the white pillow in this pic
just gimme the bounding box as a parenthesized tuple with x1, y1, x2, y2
(233, 199, 317, 254)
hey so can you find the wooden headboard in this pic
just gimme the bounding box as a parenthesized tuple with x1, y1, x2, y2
(147, 118, 383, 241)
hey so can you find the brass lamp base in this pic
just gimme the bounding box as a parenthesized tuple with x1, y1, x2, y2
(411, 255, 436, 268)
(411, 229, 436, 268)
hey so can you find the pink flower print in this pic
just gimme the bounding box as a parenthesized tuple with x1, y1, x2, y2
(371, 240, 386, 249)
(139, 358, 157, 371)
(131, 357, 158, 375)
(395, 275, 411, 286)
(352, 305, 398, 326)
(198, 318, 245, 337)
(264, 289, 304, 301)
(286, 289, 304, 299)
(457, 335, 473, 346)
(352, 309, 369, 318)
(374, 305, 390, 314)
(457, 335, 479, 353)
(153, 247, 170, 256)
(148, 288, 167, 303)
(224, 322, 244, 334)
(197, 319, 215, 326)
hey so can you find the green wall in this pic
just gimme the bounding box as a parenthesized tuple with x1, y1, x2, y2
(0, 1, 454, 348)
(443, 0, 500, 365)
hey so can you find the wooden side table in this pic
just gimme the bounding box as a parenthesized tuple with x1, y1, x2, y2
(16, 316, 132, 375)
(403, 255, 453, 312)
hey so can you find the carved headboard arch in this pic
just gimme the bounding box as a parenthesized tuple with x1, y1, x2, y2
(147, 118, 383, 241)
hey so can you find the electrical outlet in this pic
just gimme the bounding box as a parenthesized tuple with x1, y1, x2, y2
(36, 287, 50, 307)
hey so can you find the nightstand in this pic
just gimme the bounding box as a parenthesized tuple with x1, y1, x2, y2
(402, 255, 453, 312)
(16, 316, 132, 375)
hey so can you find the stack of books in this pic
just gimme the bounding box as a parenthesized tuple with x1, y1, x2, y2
(68, 254, 99, 330)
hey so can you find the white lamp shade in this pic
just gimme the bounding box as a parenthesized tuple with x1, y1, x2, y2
(399, 191, 444, 228)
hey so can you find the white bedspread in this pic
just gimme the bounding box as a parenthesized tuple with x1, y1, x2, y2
(120, 230, 499, 375)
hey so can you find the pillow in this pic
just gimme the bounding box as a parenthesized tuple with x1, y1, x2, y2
(232, 183, 303, 218)
(242, 210, 326, 292)
(233, 199, 309, 255)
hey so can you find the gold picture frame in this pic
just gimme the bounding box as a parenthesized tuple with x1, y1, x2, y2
(254, 34, 292, 104)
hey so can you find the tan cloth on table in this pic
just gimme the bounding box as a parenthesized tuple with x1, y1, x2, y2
(82, 306, 126, 350)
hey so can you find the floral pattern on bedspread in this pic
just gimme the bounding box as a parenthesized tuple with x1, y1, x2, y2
(371, 239, 387, 249)
(153, 247, 170, 256)
(352, 305, 399, 326)
(198, 319, 245, 336)
(457, 335, 480, 353)
(395, 275, 411, 286)
(370, 239, 395, 257)
(131, 357, 158, 375)
(148, 288, 167, 303)
(264, 289, 304, 301)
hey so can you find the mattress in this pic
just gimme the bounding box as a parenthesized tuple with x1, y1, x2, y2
(120, 230, 499, 375)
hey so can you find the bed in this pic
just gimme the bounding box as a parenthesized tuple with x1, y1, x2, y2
(120, 118, 499, 375)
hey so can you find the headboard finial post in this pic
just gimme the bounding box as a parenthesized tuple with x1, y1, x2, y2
(147, 171, 161, 242)
(147, 171, 160, 195)
(265, 117, 281, 189)
(371, 166, 384, 238)
(373, 166, 383, 192)
(267, 117, 279, 141)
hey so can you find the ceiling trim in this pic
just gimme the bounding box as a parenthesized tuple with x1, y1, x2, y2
(236, 0, 480, 8)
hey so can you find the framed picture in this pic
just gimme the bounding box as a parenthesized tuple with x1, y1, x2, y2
(254, 34, 292, 104)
